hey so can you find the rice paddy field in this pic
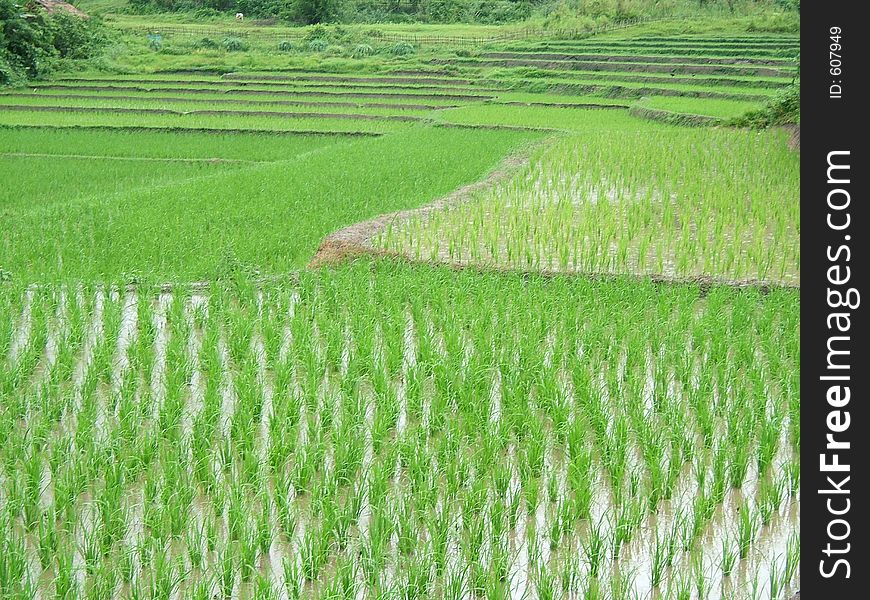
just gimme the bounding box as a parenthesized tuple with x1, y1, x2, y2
(1, 21, 799, 600)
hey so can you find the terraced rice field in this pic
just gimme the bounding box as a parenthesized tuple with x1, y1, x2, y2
(1, 30, 799, 600)
(376, 127, 799, 286)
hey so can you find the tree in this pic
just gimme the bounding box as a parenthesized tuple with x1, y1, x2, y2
(293, 0, 339, 23)
(1, 0, 108, 84)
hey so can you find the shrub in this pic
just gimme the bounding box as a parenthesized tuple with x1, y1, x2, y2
(277, 40, 295, 52)
(351, 44, 374, 58)
(729, 83, 800, 127)
(147, 34, 163, 51)
(389, 42, 415, 56)
(222, 37, 248, 52)
(1, 0, 110, 82)
(307, 39, 328, 52)
(195, 37, 220, 50)
(304, 25, 328, 42)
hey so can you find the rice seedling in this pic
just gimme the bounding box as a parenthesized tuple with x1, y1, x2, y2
(720, 534, 738, 577)
(736, 502, 759, 559)
(583, 519, 608, 579)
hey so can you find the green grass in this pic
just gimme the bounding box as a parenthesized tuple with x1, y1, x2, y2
(446, 57, 797, 79)
(480, 75, 777, 100)
(493, 43, 799, 60)
(0, 126, 539, 282)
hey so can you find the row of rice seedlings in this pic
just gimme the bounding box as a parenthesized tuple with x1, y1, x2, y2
(377, 126, 799, 285)
(0, 96, 435, 119)
(0, 110, 410, 135)
(46, 75, 494, 94)
(0, 264, 799, 598)
(27, 79, 495, 100)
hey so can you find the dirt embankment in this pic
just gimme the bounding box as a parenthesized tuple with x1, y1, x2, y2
(629, 105, 722, 127)
(3, 92, 455, 112)
(479, 52, 793, 67)
(0, 104, 422, 122)
(783, 124, 800, 150)
(223, 73, 475, 86)
(35, 84, 494, 102)
(435, 58, 794, 78)
(1, 123, 382, 137)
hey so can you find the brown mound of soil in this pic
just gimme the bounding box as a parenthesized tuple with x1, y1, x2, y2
(783, 124, 800, 151)
(33, 0, 88, 18)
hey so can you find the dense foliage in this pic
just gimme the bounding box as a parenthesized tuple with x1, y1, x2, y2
(0, 0, 109, 84)
(126, 0, 799, 25)
(730, 81, 799, 126)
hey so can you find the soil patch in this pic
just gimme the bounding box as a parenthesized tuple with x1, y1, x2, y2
(33, 0, 88, 17)
(783, 124, 800, 151)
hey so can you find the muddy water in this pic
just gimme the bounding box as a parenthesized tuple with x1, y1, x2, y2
(4, 289, 799, 600)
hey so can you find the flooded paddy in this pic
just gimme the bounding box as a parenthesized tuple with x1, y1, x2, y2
(0, 263, 799, 599)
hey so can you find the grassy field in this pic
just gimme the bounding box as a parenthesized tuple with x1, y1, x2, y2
(0, 15, 800, 600)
